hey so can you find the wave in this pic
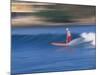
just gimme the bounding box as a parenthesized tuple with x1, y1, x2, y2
(12, 32, 95, 48)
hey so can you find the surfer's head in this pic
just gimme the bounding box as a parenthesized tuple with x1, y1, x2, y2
(66, 28, 69, 31)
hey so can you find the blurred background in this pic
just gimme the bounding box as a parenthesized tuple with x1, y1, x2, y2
(11, 0, 96, 27)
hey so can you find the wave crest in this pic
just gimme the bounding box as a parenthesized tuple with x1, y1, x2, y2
(80, 32, 95, 46)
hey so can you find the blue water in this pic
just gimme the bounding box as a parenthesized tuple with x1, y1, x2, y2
(11, 25, 96, 75)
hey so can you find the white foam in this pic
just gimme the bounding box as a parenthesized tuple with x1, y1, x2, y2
(68, 32, 96, 48)
(80, 32, 96, 46)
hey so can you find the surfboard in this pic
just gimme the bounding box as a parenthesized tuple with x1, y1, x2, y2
(51, 42, 67, 47)
(51, 38, 84, 47)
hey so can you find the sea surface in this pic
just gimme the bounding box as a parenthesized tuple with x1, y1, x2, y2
(11, 24, 96, 75)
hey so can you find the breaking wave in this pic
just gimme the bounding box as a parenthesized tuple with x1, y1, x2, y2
(67, 32, 95, 48)
(80, 32, 95, 46)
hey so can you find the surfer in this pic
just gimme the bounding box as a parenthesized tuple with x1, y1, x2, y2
(51, 28, 72, 47)
(66, 28, 72, 43)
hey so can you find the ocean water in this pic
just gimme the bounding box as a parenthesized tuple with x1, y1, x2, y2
(11, 25, 96, 75)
